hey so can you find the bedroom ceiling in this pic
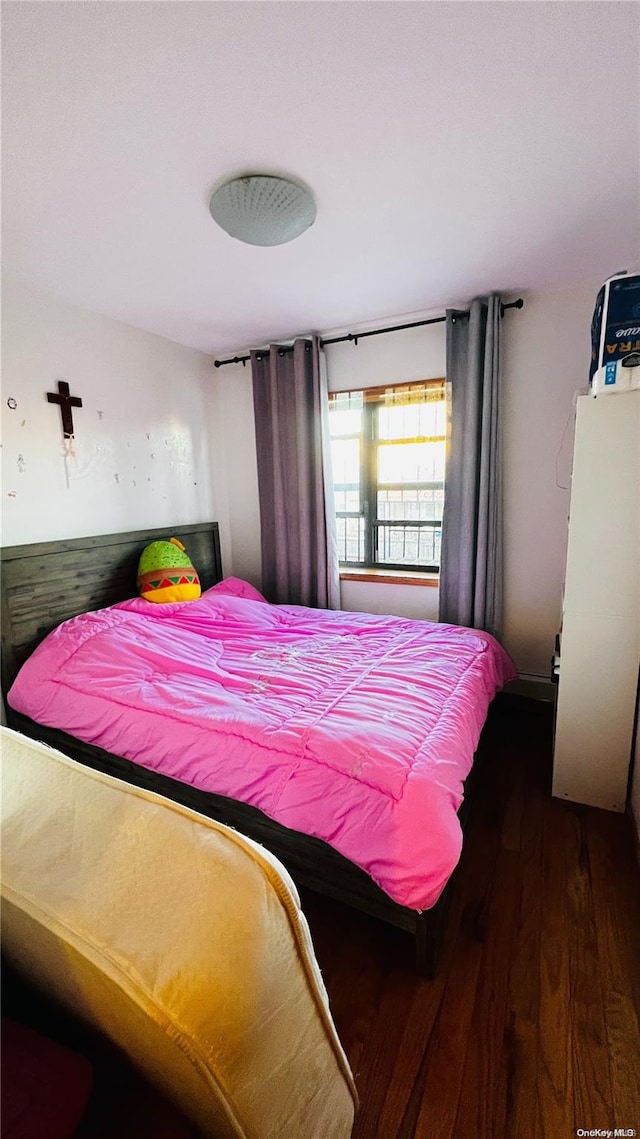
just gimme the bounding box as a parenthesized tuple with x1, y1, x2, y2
(2, 1, 639, 356)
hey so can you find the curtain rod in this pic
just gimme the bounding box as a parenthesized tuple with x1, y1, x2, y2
(213, 297, 524, 368)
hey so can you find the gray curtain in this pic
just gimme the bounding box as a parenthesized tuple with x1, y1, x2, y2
(251, 336, 339, 608)
(438, 295, 503, 639)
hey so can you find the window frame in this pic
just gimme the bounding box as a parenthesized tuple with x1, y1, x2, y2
(328, 378, 446, 574)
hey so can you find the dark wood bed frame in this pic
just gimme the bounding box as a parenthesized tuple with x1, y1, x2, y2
(1, 521, 474, 976)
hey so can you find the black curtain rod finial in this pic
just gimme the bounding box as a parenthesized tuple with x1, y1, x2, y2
(500, 297, 524, 317)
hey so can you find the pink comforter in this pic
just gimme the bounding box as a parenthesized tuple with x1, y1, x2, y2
(7, 583, 516, 910)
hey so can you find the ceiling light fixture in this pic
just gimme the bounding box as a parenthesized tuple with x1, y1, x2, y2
(208, 174, 316, 247)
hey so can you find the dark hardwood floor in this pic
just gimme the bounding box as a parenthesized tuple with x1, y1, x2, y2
(302, 695, 640, 1139)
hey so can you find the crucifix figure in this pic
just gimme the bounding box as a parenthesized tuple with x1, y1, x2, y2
(47, 380, 83, 438)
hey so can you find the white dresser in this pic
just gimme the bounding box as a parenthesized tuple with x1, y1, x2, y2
(552, 390, 640, 812)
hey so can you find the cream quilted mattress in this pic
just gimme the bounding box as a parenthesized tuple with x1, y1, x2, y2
(0, 726, 357, 1138)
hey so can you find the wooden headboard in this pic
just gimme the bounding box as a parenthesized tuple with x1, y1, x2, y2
(1, 522, 222, 699)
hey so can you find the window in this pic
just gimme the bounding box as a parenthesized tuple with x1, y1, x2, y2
(328, 379, 446, 572)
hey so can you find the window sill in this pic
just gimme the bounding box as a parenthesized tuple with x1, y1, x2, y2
(339, 568, 439, 588)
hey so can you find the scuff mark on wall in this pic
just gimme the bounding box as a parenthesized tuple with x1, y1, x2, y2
(7, 398, 17, 410)
(61, 437, 78, 490)
(17, 455, 26, 473)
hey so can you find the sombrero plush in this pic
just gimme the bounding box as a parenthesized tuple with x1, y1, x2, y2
(136, 538, 201, 604)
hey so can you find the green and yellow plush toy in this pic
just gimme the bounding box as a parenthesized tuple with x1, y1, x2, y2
(136, 537, 201, 604)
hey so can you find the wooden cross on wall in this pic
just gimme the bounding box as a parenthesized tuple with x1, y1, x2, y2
(47, 380, 83, 438)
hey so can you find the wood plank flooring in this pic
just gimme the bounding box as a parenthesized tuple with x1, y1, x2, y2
(301, 694, 640, 1139)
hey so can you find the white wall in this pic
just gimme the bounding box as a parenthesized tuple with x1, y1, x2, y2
(214, 284, 600, 678)
(340, 579, 439, 621)
(211, 360, 262, 587)
(501, 284, 596, 676)
(324, 316, 446, 391)
(1, 281, 222, 556)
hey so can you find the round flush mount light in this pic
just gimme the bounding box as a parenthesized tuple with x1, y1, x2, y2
(208, 174, 316, 247)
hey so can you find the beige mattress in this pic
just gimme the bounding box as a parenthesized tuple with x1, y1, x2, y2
(0, 726, 357, 1138)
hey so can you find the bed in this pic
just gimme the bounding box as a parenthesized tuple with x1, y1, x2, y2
(1, 522, 516, 975)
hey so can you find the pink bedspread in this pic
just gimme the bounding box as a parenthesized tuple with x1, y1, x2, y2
(7, 584, 516, 910)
